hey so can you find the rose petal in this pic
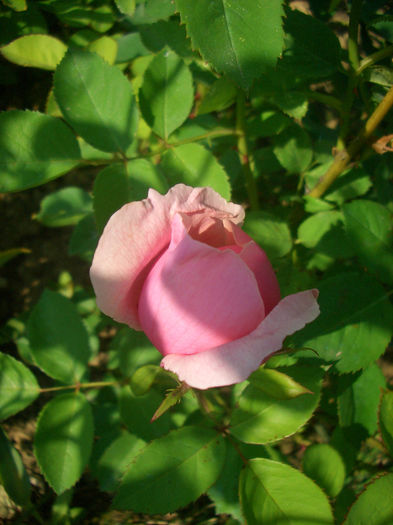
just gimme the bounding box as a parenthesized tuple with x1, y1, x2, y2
(139, 214, 265, 355)
(229, 224, 281, 314)
(161, 289, 319, 389)
(90, 184, 244, 329)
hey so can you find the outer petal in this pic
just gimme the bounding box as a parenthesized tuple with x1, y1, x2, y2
(90, 184, 244, 329)
(139, 214, 264, 355)
(161, 289, 319, 389)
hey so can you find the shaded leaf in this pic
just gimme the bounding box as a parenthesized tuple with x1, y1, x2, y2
(37, 187, 92, 227)
(139, 50, 193, 139)
(161, 143, 231, 199)
(302, 443, 346, 498)
(34, 393, 94, 494)
(54, 48, 138, 153)
(176, 0, 285, 89)
(113, 426, 226, 513)
(0, 353, 39, 420)
(0, 110, 81, 192)
(28, 290, 90, 384)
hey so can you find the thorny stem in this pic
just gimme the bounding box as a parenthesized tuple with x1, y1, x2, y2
(236, 90, 259, 210)
(39, 380, 118, 394)
(309, 84, 393, 198)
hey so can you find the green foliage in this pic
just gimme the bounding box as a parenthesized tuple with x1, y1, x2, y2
(239, 458, 334, 525)
(176, 0, 285, 89)
(36, 187, 93, 227)
(1, 0, 393, 522)
(0, 427, 31, 506)
(34, 393, 94, 494)
(302, 443, 346, 498)
(343, 474, 393, 525)
(0, 353, 39, 420)
(161, 143, 231, 199)
(54, 48, 138, 153)
(243, 211, 292, 260)
(0, 110, 81, 192)
(343, 199, 393, 284)
(230, 365, 323, 444)
(113, 426, 226, 513)
(379, 391, 393, 458)
(1, 34, 67, 69)
(292, 273, 393, 373)
(139, 50, 194, 139)
(28, 290, 90, 384)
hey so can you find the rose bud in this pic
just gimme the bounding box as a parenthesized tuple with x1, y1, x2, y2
(90, 184, 319, 390)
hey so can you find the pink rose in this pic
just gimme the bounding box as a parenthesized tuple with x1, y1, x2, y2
(90, 184, 319, 390)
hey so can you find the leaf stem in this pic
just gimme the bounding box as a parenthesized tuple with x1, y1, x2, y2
(236, 90, 259, 210)
(357, 44, 393, 75)
(39, 380, 117, 393)
(309, 84, 393, 198)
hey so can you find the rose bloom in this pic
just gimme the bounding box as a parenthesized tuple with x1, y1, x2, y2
(90, 184, 319, 390)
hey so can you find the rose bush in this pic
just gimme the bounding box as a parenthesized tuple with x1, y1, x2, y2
(90, 184, 319, 389)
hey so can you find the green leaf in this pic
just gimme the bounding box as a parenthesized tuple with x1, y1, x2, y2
(325, 167, 372, 205)
(207, 441, 243, 521)
(34, 393, 94, 494)
(108, 327, 160, 377)
(127, 158, 169, 200)
(68, 213, 98, 262)
(139, 19, 193, 57)
(243, 211, 292, 260)
(113, 426, 226, 513)
(116, 32, 150, 63)
(176, 0, 285, 89)
(343, 200, 393, 284)
(132, 0, 175, 24)
(298, 210, 355, 261)
(198, 77, 237, 115)
(93, 164, 129, 233)
(0, 427, 30, 506)
(87, 36, 118, 65)
(291, 273, 393, 373)
(161, 143, 231, 199)
(1, 34, 67, 70)
(96, 431, 145, 492)
(273, 124, 313, 174)
(0, 353, 39, 420)
(249, 367, 313, 400)
(2, 0, 27, 11)
(240, 458, 334, 525)
(54, 48, 138, 153)
(281, 8, 341, 78)
(139, 50, 193, 139)
(230, 365, 323, 444)
(36, 187, 92, 227)
(302, 444, 346, 498)
(114, 0, 135, 16)
(130, 365, 163, 396)
(27, 290, 90, 384)
(0, 110, 81, 192)
(120, 386, 174, 441)
(337, 364, 386, 435)
(379, 391, 393, 457)
(343, 474, 393, 525)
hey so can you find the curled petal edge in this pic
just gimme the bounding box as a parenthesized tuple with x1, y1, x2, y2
(161, 289, 320, 390)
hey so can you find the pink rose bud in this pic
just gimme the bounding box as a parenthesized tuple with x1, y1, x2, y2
(90, 184, 319, 389)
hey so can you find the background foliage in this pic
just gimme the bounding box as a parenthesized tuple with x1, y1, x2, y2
(1, 0, 393, 523)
